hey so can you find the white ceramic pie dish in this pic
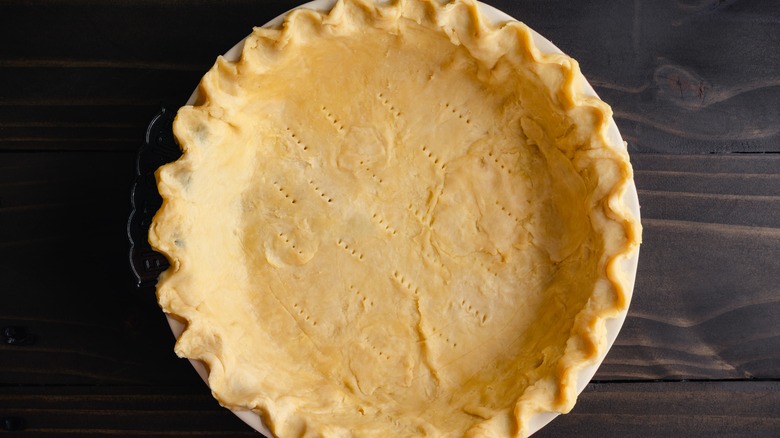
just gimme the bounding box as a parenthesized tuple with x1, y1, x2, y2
(166, 0, 641, 436)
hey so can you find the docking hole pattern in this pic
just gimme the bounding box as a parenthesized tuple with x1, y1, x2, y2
(337, 238, 365, 261)
(308, 179, 334, 204)
(320, 105, 345, 133)
(358, 160, 384, 184)
(365, 336, 391, 361)
(487, 151, 513, 175)
(421, 145, 447, 171)
(272, 181, 298, 205)
(371, 212, 399, 236)
(284, 127, 309, 151)
(349, 284, 375, 308)
(292, 302, 318, 327)
(278, 232, 304, 255)
(431, 327, 458, 349)
(495, 200, 520, 224)
(377, 93, 402, 118)
(392, 270, 420, 296)
(443, 102, 471, 125)
(460, 298, 488, 325)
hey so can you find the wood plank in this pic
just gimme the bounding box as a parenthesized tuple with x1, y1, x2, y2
(0, 152, 198, 385)
(597, 219, 780, 380)
(0, 180, 130, 210)
(637, 190, 780, 228)
(0, 67, 198, 108)
(557, 0, 780, 154)
(1, 1, 778, 153)
(0, 182, 133, 243)
(0, 139, 139, 152)
(0, 382, 776, 437)
(0, 271, 203, 386)
(0, 152, 134, 215)
(0, 105, 152, 129)
(0, 153, 776, 384)
(607, 154, 780, 379)
(0, 387, 257, 437)
(0, 152, 135, 185)
(538, 381, 780, 437)
(0, 126, 139, 145)
(0, 218, 203, 385)
(632, 153, 780, 174)
(635, 170, 780, 196)
(0, 1, 293, 66)
(0, 66, 191, 151)
(0, 0, 776, 435)
(0, 202, 123, 245)
(0, 0, 284, 153)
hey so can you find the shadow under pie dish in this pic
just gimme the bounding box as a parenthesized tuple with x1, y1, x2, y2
(149, 0, 642, 436)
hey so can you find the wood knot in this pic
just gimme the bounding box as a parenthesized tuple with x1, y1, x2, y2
(653, 63, 709, 108)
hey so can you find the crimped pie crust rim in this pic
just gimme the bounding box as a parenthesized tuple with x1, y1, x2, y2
(152, 0, 642, 436)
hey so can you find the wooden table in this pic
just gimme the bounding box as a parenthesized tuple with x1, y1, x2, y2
(2, 0, 778, 436)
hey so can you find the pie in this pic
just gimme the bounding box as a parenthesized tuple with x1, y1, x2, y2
(150, 0, 642, 436)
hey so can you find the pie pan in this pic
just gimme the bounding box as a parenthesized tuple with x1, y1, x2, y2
(129, 0, 642, 436)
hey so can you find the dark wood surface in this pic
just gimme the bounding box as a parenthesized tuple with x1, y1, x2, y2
(1, 0, 778, 436)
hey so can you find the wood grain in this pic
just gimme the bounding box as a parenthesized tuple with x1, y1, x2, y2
(2, 1, 778, 152)
(600, 219, 780, 380)
(0, 153, 202, 385)
(634, 170, 780, 196)
(632, 153, 780, 174)
(596, 153, 780, 380)
(0, 382, 776, 437)
(0, 387, 257, 437)
(538, 381, 780, 437)
(508, 1, 780, 153)
(0, 0, 291, 152)
(0, 153, 134, 245)
(596, 154, 780, 380)
(637, 191, 780, 228)
(0, 251, 201, 386)
(0, 151, 776, 385)
(0, 0, 778, 436)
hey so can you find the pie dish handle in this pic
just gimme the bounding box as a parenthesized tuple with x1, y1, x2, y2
(128, 106, 181, 288)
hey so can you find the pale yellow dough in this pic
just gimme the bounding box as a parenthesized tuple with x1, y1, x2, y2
(150, 0, 641, 436)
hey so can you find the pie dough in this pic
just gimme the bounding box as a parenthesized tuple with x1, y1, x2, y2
(150, 0, 642, 436)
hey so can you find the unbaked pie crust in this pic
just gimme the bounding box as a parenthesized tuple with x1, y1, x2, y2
(150, 0, 642, 436)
